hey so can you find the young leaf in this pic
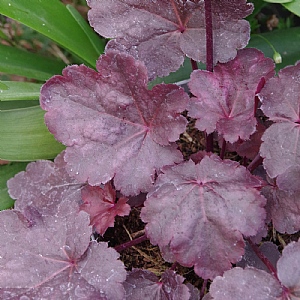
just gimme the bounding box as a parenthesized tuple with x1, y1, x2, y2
(188, 48, 275, 143)
(87, 0, 253, 79)
(141, 155, 267, 279)
(124, 269, 191, 300)
(40, 50, 188, 196)
(80, 183, 131, 236)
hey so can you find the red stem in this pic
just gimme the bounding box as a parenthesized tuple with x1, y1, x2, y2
(247, 238, 291, 299)
(205, 0, 214, 72)
(247, 154, 263, 173)
(246, 238, 278, 279)
(220, 138, 226, 159)
(190, 58, 198, 71)
(204, 0, 214, 152)
(114, 234, 148, 252)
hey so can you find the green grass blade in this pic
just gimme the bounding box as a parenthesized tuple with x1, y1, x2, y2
(0, 82, 42, 101)
(0, 106, 65, 161)
(0, 44, 65, 80)
(0, 0, 105, 67)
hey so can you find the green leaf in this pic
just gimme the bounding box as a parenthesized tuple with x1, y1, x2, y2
(0, 44, 65, 80)
(0, 0, 105, 67)
(0, 81, 42, 101)
(149, 59, 205, 88)
(283, 0, 300, 17)
(0, 100, 39, 110)
(66, 4, 105, 57)
(0, 162, 28, 210)
(248, 27, 300, 70)
(0, 106, 65, 161)
(0, 81, 9, 90)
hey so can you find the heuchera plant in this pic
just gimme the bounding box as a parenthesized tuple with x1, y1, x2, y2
(1, 0, 300, 299)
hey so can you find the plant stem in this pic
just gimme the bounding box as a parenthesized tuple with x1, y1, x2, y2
(205, 0, 214, 152)
(220, 138, 226, 160)
(246, 238, 278, 280)
(247, 238, 291, 297)
(114, 234, 148, 252)
(205, 0, 213, 73)
(247, 154, 263, 173)
(190, 58, 198, 71)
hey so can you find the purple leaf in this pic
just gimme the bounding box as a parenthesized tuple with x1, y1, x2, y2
(237, 241, 280, 273)
(141, 155, 267, 279)
(277, 165, 300, 193)
(188, 48, 275, 143)
(124, 269, 190, 300)
(80, 183, 131, 236)
(0, 210, 126, 299)
(87, 0, 253, 79)
(262, 181, 300, 234)
(40, 50, 188, 196)
(277, 239, 300, 297)
(225, 122, 266, 160)
(259, 62, 300, 178)
(7, 151, 82, 220)
(209, 267, 282, 300)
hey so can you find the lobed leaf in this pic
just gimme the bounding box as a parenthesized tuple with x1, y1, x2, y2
(87, 0, 253, 79)
(208, 267, 282, 300)
(141, 155, 267, 279)
(80, 183, 131, 236)
(277, 239, 300, 296)
(2, 153, 127, 299)
(209, 239, 300, 299)
(7, 152, 81, 217)
(124, 269, 190, 300)
(188, 48, 275, 143)
(262, 180, 300, 234)
(40, 50, 188, 196)
(259, 62, 300, 178)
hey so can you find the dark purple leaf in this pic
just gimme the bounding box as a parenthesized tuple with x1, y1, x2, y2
(262, 182, 300, 234)
(124, 269, 190, 300)
(276, 165, 300, 193)
(40, 50, 188, 196)
(188, 48, 275, 143)
(237, 241, 280, 273)
(209, 267, 282, 300)
(277, 239, 300, 297)
(80, 183, 131, 235)
(87, 0, 253, 79)
(259, 62, 300, 178)
(141, 155, 267, 279)
(225, 122, 266, 160)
